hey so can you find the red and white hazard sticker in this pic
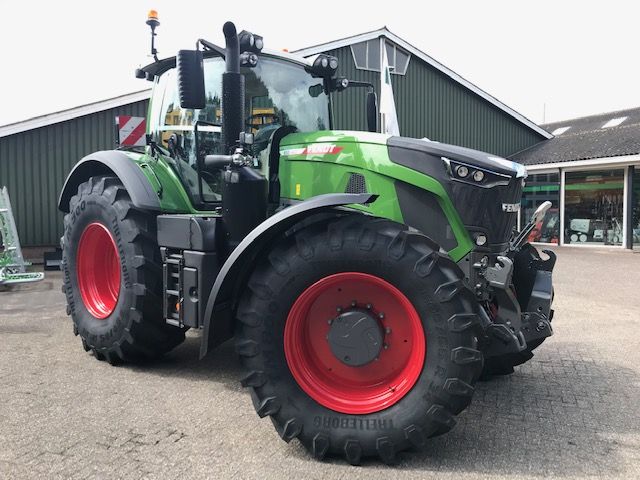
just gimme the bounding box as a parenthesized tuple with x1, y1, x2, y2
(116, 116, 146, 147)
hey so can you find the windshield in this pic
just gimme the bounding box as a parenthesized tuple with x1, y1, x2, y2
(151, 56, 331, 204)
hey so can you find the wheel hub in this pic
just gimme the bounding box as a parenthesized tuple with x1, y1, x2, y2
(76, 222, 121, 319)
(328, 309, 383, 367)
(284, 272, 426, 414)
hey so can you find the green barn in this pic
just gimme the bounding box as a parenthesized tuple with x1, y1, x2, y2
(294, 28, 549, 156)
(0, 28, 550, 248)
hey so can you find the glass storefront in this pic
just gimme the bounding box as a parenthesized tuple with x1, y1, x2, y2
(633, 168, 640, 247)
(564, 169, 625, 245)
(521, 172, 560, 244)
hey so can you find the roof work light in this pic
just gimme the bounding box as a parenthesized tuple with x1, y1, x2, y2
(310, 54, 339, 77)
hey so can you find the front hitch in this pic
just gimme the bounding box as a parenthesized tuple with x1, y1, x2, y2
(480, 242, 556, 358)
(511, 243, 556, 348)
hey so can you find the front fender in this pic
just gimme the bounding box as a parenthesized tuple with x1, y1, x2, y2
(58, 150, 161, 212)
(200, 192, 377, 358)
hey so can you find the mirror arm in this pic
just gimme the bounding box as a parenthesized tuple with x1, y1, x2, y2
(346, 80, 375, 91)
(198, 39, 226, 59)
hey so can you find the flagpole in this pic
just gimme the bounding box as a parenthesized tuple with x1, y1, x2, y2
(379, 36, 400, 136)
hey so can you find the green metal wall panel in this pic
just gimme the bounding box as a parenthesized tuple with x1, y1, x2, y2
(326, 47, 380, 133)
(0, 100, 149, 246)
(326, 43, 544, 157)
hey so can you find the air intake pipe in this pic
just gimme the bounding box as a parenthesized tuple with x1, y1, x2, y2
(222, 22, 244, 154)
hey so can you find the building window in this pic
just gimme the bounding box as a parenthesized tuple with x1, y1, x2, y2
(633, 168, 640, 247)
(521, 172, 560, 244)
(564, 169, 624, 245)
(350, 39, 410, 75)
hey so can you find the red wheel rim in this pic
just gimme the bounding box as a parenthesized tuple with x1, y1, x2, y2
(76, 222, 121, 319)
(284, 272, 426, 414)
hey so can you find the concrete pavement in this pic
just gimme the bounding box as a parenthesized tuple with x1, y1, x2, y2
(1, 246, 639, 479)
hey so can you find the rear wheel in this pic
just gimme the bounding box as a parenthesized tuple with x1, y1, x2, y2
(236, 215, 483, 464)
(61, 175, 185, 364)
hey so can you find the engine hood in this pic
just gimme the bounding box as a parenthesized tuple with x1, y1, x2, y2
(387, 137, 526, 178)
(280, 131, 526, 179)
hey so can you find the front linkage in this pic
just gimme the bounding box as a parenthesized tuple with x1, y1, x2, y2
(471, 203, 556, 375)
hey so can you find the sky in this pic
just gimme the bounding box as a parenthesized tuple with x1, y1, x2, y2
(1, 0, 639, 127)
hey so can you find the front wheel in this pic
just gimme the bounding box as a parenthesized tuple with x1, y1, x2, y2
(236, 215, 483, 464)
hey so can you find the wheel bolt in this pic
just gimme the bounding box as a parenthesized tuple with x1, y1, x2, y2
(336, 307, 342, 313)
(328, 319, 333, 325)
(351, 301, 357, 307)
(385, 327, 392, 334)
(378, 312, 385, 319)
(366, 303, 372, 310)
(383, 343, 389, 350)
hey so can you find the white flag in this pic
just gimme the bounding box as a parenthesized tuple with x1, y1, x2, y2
(380, 46, 400, 136)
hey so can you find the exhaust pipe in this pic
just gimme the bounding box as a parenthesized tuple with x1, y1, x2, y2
(222, 21, 244, 154)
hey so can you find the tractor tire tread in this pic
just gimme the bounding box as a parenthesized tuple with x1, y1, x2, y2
(235, 214, 482, 464)
(61, 175, 184, 364)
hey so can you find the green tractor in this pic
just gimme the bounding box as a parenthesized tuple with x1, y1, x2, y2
(59, 15, 556, 464)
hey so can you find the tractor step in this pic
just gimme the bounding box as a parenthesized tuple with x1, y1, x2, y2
(162, 251, 184, 327)
(157, 215, 223, 330)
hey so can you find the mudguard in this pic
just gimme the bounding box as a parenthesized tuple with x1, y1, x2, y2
(58, 150, 161, 212)
(200, 192, 377, 358)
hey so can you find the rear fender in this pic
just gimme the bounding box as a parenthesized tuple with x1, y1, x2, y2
(58, 150, 161, 212)
(200, 192, 377, 358)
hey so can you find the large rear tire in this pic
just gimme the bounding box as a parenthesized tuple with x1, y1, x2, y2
(61, 175, 185, 364)
(236, 215, 483, 464)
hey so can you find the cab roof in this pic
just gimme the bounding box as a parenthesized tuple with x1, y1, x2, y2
(139, 46, 313, 79)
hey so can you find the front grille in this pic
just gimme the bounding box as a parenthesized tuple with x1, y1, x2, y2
(345, 173, 367, 194)
(451, 177, 523, 251)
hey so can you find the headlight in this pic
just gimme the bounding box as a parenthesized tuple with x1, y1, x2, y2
(456, 165, 469, 178)
(472, 170, 484, 182)
(442, 157, 511, 188)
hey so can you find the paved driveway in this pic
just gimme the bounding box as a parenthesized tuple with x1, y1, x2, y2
(1, 247, 639, 479)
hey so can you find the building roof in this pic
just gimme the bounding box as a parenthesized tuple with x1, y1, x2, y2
(512, 106, 640, 165)
(293, 27, 551, 140)
(0, 90, 151, 139)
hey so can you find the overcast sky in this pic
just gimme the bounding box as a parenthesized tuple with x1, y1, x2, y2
(1, 0, 638, 127)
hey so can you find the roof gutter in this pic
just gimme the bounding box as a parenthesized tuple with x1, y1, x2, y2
(525, 154, 640, 171)
(0, 90, 152, 139)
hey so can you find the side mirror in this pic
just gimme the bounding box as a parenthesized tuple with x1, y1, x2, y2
(531, 201, 552, 224)
(308, 84, 324, 98)
(366, 91, 378, 133)
(176, 50, 205, 109)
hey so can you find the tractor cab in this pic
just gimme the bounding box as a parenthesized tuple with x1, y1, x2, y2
(145, 52, 334, 207)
